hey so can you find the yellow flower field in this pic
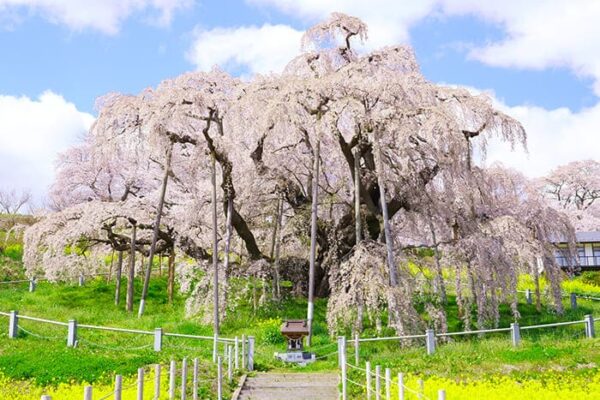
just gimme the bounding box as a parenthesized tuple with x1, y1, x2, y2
(393, 371, 600, 400)
(0, 370, 215, 400)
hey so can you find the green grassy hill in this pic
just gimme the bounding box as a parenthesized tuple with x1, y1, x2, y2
(0, 234, 599, 399)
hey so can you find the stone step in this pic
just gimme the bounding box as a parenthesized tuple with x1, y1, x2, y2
(237, 373, 339, 400)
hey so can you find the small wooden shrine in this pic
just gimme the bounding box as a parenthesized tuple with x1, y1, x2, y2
(274, 319, 315, 365)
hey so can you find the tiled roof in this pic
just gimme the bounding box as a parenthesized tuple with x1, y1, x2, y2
(281, 320, 309, 335)
(575, 231, 600, 243)
(552, 231, 600, 243)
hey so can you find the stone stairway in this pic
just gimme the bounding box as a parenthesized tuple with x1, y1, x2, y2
(236, 372, 339, 400)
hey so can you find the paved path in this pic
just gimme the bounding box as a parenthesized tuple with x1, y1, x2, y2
(236, 372, 339, 400)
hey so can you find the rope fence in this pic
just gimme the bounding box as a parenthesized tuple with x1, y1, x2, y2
(0, 309, 256, 372)
(348, 313, 596, 363)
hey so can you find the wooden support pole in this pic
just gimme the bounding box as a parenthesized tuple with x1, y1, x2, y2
(115, 251, 123, 305)
(126, 222, 137, 312)
(354, 147, 361, 244)
(307, 137, 320, 346)
(213, 333, 218, 363)
(354, 333, 360, 365)
(211, 154, 219, 336)
(571, 293, 578, 310)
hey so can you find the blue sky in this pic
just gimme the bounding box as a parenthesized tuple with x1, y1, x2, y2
(1, 0, 599, 204)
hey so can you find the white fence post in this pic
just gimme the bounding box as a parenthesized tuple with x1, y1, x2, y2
(585, 314, 595, 338)
(154, 328, 163, 352)
(354, 333, 360, 365)
(375, 365, 381, 400)
(115, 374, 123, 400)
(511, 322, 521, 346)
(79, 274, 84, 287)
(248, 336, 255, 371)
(193, 358, 199, 400)
(41, 396, 51, 400)
(525, 289, 532, 305)
(426, 329, 436, 355)
(228, 345, 233, 383)
(234, 336, 240, 370)
(67, 319, 77, 347)
(340, 336, 347, 400)
(154, 364, 161, 400)
(418, 379, 424, 400)
(438, 389, 446, 400)
(241, 334, 246, 370)
(169, 360, 176, 400)
(570, 293, 577, 310)
(84, 386, 92, 400)
(366, 361, 372, 400)
(8, 310, 18, 339)
(29, 278, 36, 292)
(217, 356, 223, 400)
(398, 373, 404, 400)
(385, 368, 391, 400)
(137, 368, 144, 400)
(181, 357, 188, 400)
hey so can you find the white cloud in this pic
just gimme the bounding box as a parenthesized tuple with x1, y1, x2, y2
(444, 1, 600, 95)
(0, 91, 94, 203)
(186, 24, 303, 75)
(481, 96, 600, 178)
(248, 0, 600, 94)
(0, 0, 193, 34)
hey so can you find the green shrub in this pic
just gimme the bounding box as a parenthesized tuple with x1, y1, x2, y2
(580, 271, 600, 286)
(258, 318, 284, 345)
(2, 244, 23, 261)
